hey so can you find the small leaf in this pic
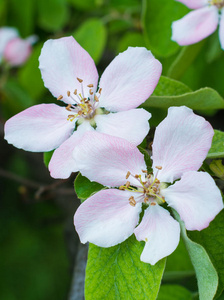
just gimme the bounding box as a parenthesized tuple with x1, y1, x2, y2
(167, 41, 205, 80)
(85, 235, 166, 300)
(173, 210, 218, 300)
(142, 0, 189, 57)
(207, 130, 224, 159)
(73, 18, 107, 64)
(189, 210, 224, 298)
(142, 77, 224, 111)
(157, 285, 193, 300)
(74, 173, 104, 201)
(43, 151, 54, 168)
(138, 146, 152, 172)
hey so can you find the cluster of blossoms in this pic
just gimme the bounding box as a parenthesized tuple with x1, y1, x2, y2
(0, 27, 36, 67)
(172, 0, 224, 49)
(4, 36, 223, 265)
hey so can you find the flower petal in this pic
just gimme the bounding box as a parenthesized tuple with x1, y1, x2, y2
(95, 108, 151, 146)
(219, 8, 224, 50)
(49, 121, 93, 179)
(171, 6, 219, 46)
(0, 27, 18, 61)
(4, 38, 32, 66)
(175, 0, 208, 9)
(39, 36, 99, 104)
(98, 47, 162, 112)
(152, 106, 214, 183)
(74, 189, 142, 247)
(134, 205, 180, 265)
(162, 171, 223, 231)
(73, 131, 146, 187)
(4, 104, 75, 152)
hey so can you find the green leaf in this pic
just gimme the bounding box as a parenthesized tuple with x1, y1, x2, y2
(67, 0, 100, 11)
(37, 0, 68, 32)
(74, 173, 104, 201)
(73, 18, 107, 64)
(7, 0, 35, 36)
(18, 43, 45, 100)
(207, 130, 224, 159)
(157, 285, 193, 300)
(85, 235, 166, 300)
(173, 210, 218, 300)
(142, 76, 224, 111)
(167, 41, 205, 80)
(189, 210, 224, 298)
(1, 79, 34, 118)
(142, 0, 189, 57)
(138, 146, 152, 172)
(43, 151, 54, 168)
(118, 32, 146, 53)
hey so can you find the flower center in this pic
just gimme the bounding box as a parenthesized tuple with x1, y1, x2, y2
(57, 77, 102, 122)
(209, 0, 224, 8)
(119, 166, 167, 207)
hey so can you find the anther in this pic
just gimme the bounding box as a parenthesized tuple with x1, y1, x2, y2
(126, 171, 131, 179)
(87, 84, 93, 87)
(129, 196, 136, 207)
(74, 89, 77, 95)
(151, 202, 156, 206)
(119, 186, 125, 190)
(67, 91, 71, 97)
(99, 88, 102, 94)
(89, 89, 93, 95)
(142, 170, 147, 173)
(66, 104, 72, 111)
(57, 95, 63, 100)
(155, 166, 162, 170)
(125, 181, 130, 188)
(135, 174, 139, 178)
(144, 197, 148, 203)
(147, 174, 151, 179)
(77, 77, 83, 83)
(94, 95, 99, 102)
(155, 179, 160, 184)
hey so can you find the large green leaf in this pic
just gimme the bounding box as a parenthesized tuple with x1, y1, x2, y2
(167, 41, 205, 80)
(74, 173, 104, 202)
(18, 43, 45, 100)
(141, 77, 224, 110)
(117, 32, 146, 53)
(207, 130, 224, 159)
(157, 285, 193, 300)
(173, 211, 218, 300)
(7, 0, 35, 36)
(142, 0, 189, 57)
(189, 210, 224, 298)
(85, 235, 166, 300)
(37, 0, 68, 32)
(73, 18, 107, 64)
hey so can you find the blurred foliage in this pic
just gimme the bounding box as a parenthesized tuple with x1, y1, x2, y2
(1, 0, 224, 299)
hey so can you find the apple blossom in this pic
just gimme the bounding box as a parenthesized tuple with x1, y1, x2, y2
(4, 36, 162, 179)
(171, 0, 224, 49)
(73, 106, 223, 265)
(0, 27, 37, 66)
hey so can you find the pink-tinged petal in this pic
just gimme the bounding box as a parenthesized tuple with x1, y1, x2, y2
(74, 189, 142, 247)
(95, 108, 151, 146)
(0, 27, 18, 60)
(134, 205, 180, 265)
(152, 106, 214, 183)
(171, 6, 219, 46)
(4, 38, 32, 66)
(73, 131, 146, 187)
(49, 121, 93, 179)
(98, 47, 162, 112)
(39, 36, 99, 105)
(175, 0, 208, 9)
(162, 171, 223, 231)
(219, 8, 224, 50)
(4, 104, 75, 152)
